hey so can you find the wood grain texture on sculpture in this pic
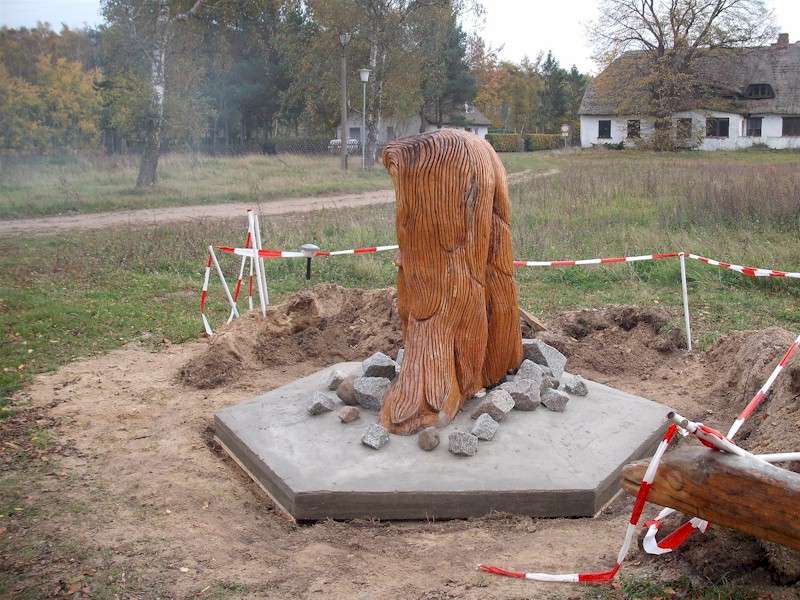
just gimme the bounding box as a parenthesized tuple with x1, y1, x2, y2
(380, 129, 523, 435)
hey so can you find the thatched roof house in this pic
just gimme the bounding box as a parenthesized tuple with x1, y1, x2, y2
(579, 33, 800, 150)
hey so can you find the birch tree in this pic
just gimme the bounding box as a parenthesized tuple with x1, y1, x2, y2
(138, 0, 206, 187)
(103, 0, 207, 187)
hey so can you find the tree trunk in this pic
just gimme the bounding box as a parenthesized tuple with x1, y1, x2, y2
(136, 1, 170, 188)
(622, 447, 800, 551)
(379, 130, 523, 435)
(365, 42, 386, 169)
(340, 47, 349, 171)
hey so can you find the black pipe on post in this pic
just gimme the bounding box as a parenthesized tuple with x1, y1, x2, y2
(300, 243, 320, 283)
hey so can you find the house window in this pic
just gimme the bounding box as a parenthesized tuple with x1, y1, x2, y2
(783, 117, 800, 137)
(676, 118, 693, 140)
(598, 120, 611, 139)
(745, 84, 774, 99)
(627, 120, 640, 139)
(348, 127, 360, 140)
(706, 117, 729, 138)
(746, 117, 762, 137)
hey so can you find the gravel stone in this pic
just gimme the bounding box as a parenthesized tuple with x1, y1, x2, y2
(395, 349, 405, 366)
(541, 375, 560, 392)
(522, 339, 567, 379)
(499, 379, 540, 411)
(470, 413, 499, 440)
(562, 374, 589, 396)
(542, 388, 570, 412)
(354, 376, 392, 411)
(448, 430, 479, 456)
(473, 388, 487, 399)
(361, 423, 390, 449)
(418, 427, 440, 451)
(327, 368, 347, 391)
(516, 359, 547, 384)
(503, 374, 518, 383)
(337, 406, 360, 423)
(362, 352, 398, 380)
(336, 374, 358, 406)
(307, 392, 336, 415)
(470, 389, 515, 421)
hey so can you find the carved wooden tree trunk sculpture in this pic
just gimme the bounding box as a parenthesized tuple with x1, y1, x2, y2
(380, 130, 523, 435)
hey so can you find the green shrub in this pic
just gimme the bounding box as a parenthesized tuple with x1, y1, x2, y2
(486, 133, 524, 152)
(524, 133, 563, 151)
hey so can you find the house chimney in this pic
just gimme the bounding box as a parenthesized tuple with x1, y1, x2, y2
(777, 33, 789, 49)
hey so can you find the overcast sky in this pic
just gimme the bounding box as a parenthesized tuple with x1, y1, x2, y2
(1, 0, 799, 74)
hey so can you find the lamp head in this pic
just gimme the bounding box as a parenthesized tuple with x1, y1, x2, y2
(359, 68, 371, 83)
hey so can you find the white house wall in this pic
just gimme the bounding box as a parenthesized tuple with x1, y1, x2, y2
(580, 112, 800, 150)
(340, 115, 488, 144)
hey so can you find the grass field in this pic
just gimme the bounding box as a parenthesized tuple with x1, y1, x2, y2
(2, 148, 800, 415)
(0, 151, 554, 219)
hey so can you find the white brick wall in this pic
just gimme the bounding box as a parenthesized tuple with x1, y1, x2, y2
(580, 112, 800, 150)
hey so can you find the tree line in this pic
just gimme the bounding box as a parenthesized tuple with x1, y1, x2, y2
(0, 1, 588, 184)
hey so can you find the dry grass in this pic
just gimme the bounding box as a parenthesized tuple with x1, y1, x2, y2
(0, 151, 555, 219)
(0, 153, 391, 218)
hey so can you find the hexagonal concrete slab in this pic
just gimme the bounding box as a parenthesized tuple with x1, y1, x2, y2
(215, 362, 670, 521)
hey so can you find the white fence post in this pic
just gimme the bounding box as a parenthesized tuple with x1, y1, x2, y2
(248, 211, 268, 318)
(252, 212, 269, 312)
(679, 252, 693, 352)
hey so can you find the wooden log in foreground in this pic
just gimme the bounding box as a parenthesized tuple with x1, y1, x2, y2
(622, 446, 800, 551)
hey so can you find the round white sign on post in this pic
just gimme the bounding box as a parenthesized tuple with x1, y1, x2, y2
(560, 124, 570, 138)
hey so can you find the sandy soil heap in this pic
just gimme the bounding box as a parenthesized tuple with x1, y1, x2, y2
(180, 284, 403, 388)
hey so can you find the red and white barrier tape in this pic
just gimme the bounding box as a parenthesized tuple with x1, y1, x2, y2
(229, 229, 253, 323)
(317, 244, 399, 256)
(199, 253, 213, 336)
(479, 423, 680, 584)
(643, 332, 800, 554)
(728, 332, 800, 438)
(688, 254, 800, 279)
(513, 252, 679, 268)
(218, 244, 399, 259)
(482, 330, 799, 584)
(199, 246, 239, 337)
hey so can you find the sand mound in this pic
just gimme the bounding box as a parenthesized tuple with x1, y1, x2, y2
(179, 284, 402, 388)
(680, 326, 800, 582)
(706, 326, 800, 457)
(540, 305, 684, 378)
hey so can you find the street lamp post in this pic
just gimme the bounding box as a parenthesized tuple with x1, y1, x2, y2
(359, 68, 371, 170)
(338, 32, 351, 171)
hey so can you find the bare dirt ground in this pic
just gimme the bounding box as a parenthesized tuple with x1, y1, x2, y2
(0, 169, 557, 237)
(3, 285, 799, 599)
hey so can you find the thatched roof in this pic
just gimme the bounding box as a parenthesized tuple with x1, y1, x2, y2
(580, 39, 800, 116)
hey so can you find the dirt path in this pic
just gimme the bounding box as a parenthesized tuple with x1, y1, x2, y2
(0, 189, 395, 237)
(0, 169, 559, 237)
